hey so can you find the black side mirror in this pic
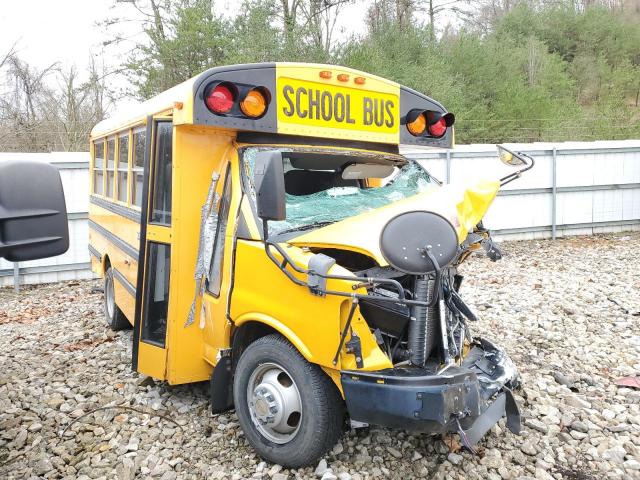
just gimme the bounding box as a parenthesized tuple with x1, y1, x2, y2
(254, 151, 286, 222)
(0, 160, 69, 261)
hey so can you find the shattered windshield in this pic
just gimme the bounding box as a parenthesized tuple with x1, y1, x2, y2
(242, 147, 437, 236)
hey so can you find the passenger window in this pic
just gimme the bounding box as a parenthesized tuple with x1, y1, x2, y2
(149, 122, 172, 225)
(141, 242, 170, 347)
(106, 136, 116, 198)
(208, 166, 232, 296)
(117, 133, 129, 203)
(131, 128, 146, 207)
(93, 140, 104, 195)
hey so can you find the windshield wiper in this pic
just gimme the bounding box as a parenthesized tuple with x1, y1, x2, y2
(277, 221, 336, 236)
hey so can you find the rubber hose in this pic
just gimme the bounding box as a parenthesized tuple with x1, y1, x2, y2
(409, 276, 436, 366)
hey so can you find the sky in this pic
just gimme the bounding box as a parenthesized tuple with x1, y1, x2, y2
(1, 0, 451, 111)
(0, 1, 367, 69)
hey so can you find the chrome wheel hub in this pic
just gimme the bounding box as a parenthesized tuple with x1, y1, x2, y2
(247, 363, 302, 444)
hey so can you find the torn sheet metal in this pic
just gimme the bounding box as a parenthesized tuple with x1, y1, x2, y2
(185, 172, 220, 327)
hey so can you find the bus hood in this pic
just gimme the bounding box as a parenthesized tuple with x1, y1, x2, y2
(287, 179, 500, 266)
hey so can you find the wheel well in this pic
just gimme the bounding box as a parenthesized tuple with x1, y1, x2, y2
(102, 255, 111, 275)
(209, 321, 280, 413)
(231, 321, 280, 365)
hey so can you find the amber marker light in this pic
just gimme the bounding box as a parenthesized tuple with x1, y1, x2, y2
(407, 113, 427, 136)
(337, 74, 349, 82)
(354, 77, 366, 85)
(240, 88, 268, 118)
(319, 70, 332, 79)
(173, 101, 184, 110)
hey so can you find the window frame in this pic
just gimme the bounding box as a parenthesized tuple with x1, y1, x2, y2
(115, 131, 131, 205)
(148, 121, 173, 226)
(92, 139, 105, 196)
(105, 135, 116, 199)
(131, 126, 147, 210)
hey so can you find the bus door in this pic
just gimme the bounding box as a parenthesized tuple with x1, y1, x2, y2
(133, 118, 173, 379)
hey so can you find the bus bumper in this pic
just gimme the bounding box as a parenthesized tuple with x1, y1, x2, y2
(340, 339, 521, 447)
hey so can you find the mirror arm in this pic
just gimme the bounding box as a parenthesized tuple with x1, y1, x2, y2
(499, 152, 535, 187)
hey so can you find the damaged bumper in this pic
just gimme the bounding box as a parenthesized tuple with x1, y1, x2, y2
(341, 339, 521, 447)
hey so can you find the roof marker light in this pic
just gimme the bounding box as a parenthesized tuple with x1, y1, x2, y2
(354, 77, 366, 85)
(337, 74, 349, 82)
(319, 70, 332, 79)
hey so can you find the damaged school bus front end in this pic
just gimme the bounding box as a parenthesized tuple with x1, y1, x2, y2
(230, 144, 524, 456)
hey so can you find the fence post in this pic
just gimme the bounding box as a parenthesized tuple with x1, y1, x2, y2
(551, 147, 557, 240)
(13, 262, 20, 293)
(445, 150, 451, 184)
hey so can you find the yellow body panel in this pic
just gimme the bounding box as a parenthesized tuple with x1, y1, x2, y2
(164, 125, 236, 384)
(275, 64, 400, 144)
(289, 180, 501, 265)
(230, 240, 393, 374)
(137, 341, 168, 380)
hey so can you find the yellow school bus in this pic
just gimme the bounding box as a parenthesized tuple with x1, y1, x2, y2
(88, 63, 528, 467)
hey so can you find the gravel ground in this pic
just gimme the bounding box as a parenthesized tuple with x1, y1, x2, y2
(1, 233, 639, 480)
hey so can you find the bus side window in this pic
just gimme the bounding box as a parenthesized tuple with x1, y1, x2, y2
(117, 132, 129, 203)
(93, 140, 105, 195)
(150, 122, 172, 225)
(207, 165, 232, 297)
(131, 127, 146, 207)
(106, 136, 116, 198)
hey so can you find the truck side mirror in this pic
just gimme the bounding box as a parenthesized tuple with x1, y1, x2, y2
(254, 151, 286, 223)
(0, 160, 69, 261)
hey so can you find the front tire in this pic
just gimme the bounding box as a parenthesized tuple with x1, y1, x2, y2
(104, 266, 130, 331)
(233, 334, 344, 468)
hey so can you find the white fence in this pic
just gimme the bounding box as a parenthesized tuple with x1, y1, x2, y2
(1, 140, 639, 288)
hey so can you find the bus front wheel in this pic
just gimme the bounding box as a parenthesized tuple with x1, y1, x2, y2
(233, 334, 344, 468)
(104, 266, 130, 331)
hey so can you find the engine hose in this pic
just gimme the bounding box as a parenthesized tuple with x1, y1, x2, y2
(409, 276, 437, 366)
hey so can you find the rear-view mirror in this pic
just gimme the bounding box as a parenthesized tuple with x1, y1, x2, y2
(496, 145, 536, 186)
(254, 151, 286, 222)
(0, 160, 69, 261)
(497, 145, 527, 166)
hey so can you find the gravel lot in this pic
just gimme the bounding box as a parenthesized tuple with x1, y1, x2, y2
(1, 233, 639, 480)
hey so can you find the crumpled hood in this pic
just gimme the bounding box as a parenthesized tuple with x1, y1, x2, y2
(287, 179, 500, 266)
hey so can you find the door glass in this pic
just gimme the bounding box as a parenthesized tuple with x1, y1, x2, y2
(207, 166, 232, 296)
(141, 242, 170, 347)
(150, 122, 172, 224)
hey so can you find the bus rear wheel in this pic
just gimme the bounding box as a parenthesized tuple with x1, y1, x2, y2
(104, 266, 130, 331)
(233, 334, 344, 468)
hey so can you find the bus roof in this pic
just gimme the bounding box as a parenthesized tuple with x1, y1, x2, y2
(91, 63, 454, 148)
